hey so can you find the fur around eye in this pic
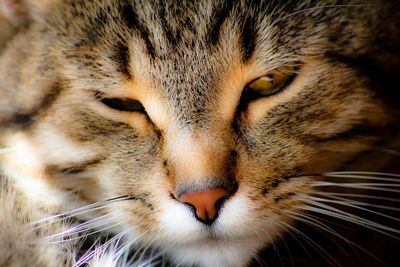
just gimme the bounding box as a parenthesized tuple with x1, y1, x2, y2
(100, 98, 145, 113)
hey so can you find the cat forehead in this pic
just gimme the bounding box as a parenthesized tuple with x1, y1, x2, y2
(49, 0, 324, 68)
(45, 0, 372, 73)
(49, 0, 333, 93)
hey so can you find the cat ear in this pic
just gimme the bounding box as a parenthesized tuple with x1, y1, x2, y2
(0, 0, 29, 26)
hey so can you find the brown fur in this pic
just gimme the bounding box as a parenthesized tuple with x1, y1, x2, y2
(0, 1, 399, 266)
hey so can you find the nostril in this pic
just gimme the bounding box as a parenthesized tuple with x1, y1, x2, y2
(215, 195, 228, 211)
(177, 187, 231, 224)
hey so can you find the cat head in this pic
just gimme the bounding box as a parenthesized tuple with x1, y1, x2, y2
(1, 1, 399, 266)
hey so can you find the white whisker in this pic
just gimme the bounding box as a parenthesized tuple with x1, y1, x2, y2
(313, 192, 400, 212)
(74, 231, 126, 267)
(49, 220, 128, 245)
(285, 211, 357, 258)
(273, 223, 295, 267)
(31, 196, 133, 227)
(301, 196, 400, 230)
(275, 221, 313, 263)
(313, 192, 400, 203)
(298, 200, 400, 239)
(324, 171, 400, 181)
(259, 227, 282, 267)
(278, 220, 342, 267)
(284, 210, 387, 266)
(134, 234, 162, 266)
(43, 214, 116, 241)
(373, 148, 400, 156)
(309, 182, 400, 193)
(114, 231, 148, 264)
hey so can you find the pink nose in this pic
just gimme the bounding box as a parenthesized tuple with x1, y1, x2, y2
(178, 187, 231, 224)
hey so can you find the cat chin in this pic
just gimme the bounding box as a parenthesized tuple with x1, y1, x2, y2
(165, 237, 265, 267)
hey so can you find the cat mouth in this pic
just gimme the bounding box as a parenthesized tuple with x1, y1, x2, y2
(179, 232, 259, 245)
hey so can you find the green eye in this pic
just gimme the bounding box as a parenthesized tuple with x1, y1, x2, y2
(246, 70, 294, 97)
(101, 98, 145, 112)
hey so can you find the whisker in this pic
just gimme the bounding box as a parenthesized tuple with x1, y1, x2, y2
(300, 204, 400, 240)
(275, 221, 314, 265)
(276, 221, 311, 258)
(43, 214, 116, 241)
(273, 224, 295, 267)
(74, 231, 127, 267)
(49, 220, 128, 245)
(135, 231, 180, 267)
(319, 183, 400, 187)
(313, 193, 400, 212)
(252, 254, 267, 267)
(261, 228, 283, 267)
(373, 147, 400, 156)
(313, 192, 400, 203)
(327, 171, 400, 177)
(309, 182, 400, 193)
(31, 202, 108, 225)
(134, 234, 163, 266)
(298, 201, 400, 238)
(324, 172, 400, 181)
(278, 220, 342, 267)
(301, 196, 400, 224)
(31, 195, 136, 227)
(114, 232, 147, 265)
(137, 246, 164, 267)
(81, 229, 150, 267)
(285, 211, 357, 259)
(284, 210, 388, 266)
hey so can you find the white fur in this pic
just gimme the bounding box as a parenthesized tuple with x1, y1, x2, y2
(34, 123, 98, 164)
(168, 238, 265, 267)
(158, 192, 274, 267)
(2, 133, 69, 205)
(159, 200, 205, 242)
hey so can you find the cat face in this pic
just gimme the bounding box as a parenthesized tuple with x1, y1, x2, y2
(1, 1, 398, 266)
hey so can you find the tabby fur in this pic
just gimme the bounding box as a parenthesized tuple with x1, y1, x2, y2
(0, 0, 399, 266)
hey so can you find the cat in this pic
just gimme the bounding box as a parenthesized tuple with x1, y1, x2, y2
(0, 0, 400, 266)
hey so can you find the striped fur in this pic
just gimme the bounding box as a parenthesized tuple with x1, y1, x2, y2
(0, 0, 399, 266)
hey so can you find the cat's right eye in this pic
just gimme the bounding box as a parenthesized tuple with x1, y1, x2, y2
(100, 98, 145, 113)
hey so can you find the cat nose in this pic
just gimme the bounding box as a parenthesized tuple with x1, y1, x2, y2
(178, 187, 231, 224)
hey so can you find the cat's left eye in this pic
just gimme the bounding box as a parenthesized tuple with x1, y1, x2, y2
(245, 69, 295, 98)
